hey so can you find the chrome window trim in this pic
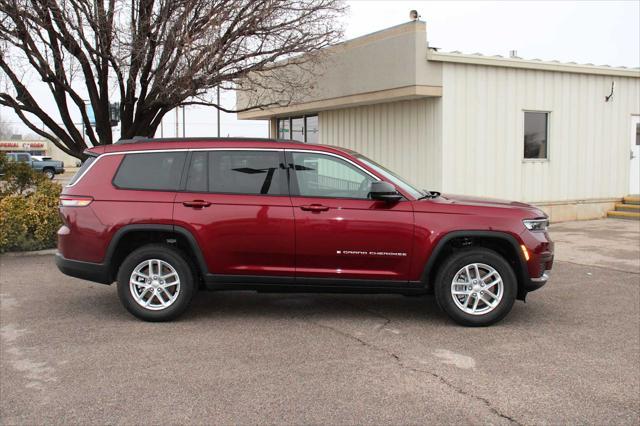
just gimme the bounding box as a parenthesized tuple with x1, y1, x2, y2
(285, 149, 379, 181)
(66, 148, 284, 188)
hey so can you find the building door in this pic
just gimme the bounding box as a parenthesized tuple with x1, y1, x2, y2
(287, 150, 414, 282)
(631, 116, 640, 195)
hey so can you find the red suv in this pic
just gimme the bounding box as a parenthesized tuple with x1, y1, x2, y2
(56, 138, 553, 326)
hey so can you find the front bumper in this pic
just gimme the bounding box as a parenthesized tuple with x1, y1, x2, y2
(55, 252, 112, 284)
(525, 269, 551, 292)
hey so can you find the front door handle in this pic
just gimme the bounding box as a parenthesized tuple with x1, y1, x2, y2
(183, 200, 211, 208)
(300, 204, 329, 212)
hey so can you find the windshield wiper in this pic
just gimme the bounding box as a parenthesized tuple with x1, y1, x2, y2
(418, 190, 441, 200)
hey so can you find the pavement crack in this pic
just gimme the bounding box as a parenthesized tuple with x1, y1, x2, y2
(333, 298, 393, 330)
(307, 317, 522, 426)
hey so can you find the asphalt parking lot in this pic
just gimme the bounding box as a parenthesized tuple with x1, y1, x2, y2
(1, 219, 639, 425)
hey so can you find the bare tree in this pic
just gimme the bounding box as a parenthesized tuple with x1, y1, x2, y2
(0, 0, 344, 158)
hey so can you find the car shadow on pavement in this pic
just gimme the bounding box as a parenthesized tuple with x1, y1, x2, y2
(65, 280, 537, 327)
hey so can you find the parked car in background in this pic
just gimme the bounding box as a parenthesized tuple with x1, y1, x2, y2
(56, 137, 553, 326)
(6, 152, 65, 179)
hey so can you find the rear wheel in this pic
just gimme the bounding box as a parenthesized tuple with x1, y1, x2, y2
(117, 244, 195, 321)
(434, 248, 516, 326)
(43, 168, 55, 179)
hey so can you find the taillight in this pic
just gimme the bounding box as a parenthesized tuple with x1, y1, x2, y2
(59, 196, 93, 207)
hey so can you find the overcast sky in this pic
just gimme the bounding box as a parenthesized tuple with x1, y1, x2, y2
(2, 0, 639, 140)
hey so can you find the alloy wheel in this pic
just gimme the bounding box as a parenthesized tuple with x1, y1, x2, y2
(450, 262, 504, 315)
(129, 259, 181, 311)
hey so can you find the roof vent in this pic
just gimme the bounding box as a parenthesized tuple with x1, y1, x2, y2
(509, 50, 518, 58)
(410, 10, 420, 21)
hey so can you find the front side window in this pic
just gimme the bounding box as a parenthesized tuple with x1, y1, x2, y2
(113, 152, 187, 190)
(208, 150, 286, 195)
(353, 153, 423, 199)
(524, 111, 549, 159)
(291, 152, 375, 199)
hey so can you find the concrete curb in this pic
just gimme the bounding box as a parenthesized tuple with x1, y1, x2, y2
(1, 248, 57, 257)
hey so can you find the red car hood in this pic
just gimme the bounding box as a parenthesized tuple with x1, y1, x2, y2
(417, 193, 547, 217)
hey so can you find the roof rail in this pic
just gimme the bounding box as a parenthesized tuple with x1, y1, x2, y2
(114, 136, 300, 145)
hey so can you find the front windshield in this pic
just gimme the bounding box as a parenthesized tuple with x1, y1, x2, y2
(353, 153, 423, 199)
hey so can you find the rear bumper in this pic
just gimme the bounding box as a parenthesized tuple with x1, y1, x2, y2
(55, 252, 112, 285)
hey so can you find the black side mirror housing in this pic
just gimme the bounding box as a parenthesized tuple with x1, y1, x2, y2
(369, 181, 402, 202)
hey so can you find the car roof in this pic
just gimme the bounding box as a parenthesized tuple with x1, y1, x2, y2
(88, 137, 355, 157)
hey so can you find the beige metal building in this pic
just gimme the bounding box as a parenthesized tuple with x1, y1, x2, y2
(237, 20, 640, 221)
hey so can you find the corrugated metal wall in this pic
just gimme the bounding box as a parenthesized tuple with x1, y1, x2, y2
(441, 63, 640, 202)
(319, 98, 443, 191)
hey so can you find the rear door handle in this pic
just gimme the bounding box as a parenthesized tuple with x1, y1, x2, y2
(182, 200, 211, 208)
(300, 204, 329, 212)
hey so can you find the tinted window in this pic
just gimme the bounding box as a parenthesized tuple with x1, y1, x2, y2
(185, 152, 208, 192)
(292, 152, 375, 199)
(68, 156, 96, 186)
(16, 153, 30, 162)
(113, 152, 186, 190)
(208, 151, 286, 195)
(524, 112, 548, 159)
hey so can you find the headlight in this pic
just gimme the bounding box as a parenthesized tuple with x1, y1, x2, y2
(523, 218, 548, 231)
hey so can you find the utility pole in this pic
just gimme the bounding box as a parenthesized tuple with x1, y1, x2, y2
(175, 108, 179, 137)
(217, 86, 221, 137)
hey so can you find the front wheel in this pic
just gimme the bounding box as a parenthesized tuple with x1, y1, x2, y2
(434, 248, 517, 326)
(117, 244, 195, 321)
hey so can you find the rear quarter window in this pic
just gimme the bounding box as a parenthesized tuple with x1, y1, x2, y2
(68, 156, 96, 186)
(113, 152, 187, 191)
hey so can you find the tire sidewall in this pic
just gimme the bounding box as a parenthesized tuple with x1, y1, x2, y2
(44, 169, 54, 179)
(435, 248, 516, 326)
(117, 244, 194, 322)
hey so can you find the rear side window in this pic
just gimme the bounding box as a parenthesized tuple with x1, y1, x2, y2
(113, 152, 187, 190)
(206, 150, 286, 195)
(68, 156, 96, 186)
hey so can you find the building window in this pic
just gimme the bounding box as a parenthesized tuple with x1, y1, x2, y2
(524, 111, 549, 159)
(276, 114, 319, 143)
(277, 118, 290, 139)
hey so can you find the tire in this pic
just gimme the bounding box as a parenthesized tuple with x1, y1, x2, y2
(43, 168, 55, 180)
(434, 248, 516, 327)
(117, 244, 195, 321)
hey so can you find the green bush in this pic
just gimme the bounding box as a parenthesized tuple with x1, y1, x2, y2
(0, 153, 62, 253)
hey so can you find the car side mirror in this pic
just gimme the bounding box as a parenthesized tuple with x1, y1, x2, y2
(369, 181, 402, 203)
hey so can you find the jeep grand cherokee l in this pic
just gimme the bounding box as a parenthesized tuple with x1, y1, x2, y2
(55, 138, 553, 326)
